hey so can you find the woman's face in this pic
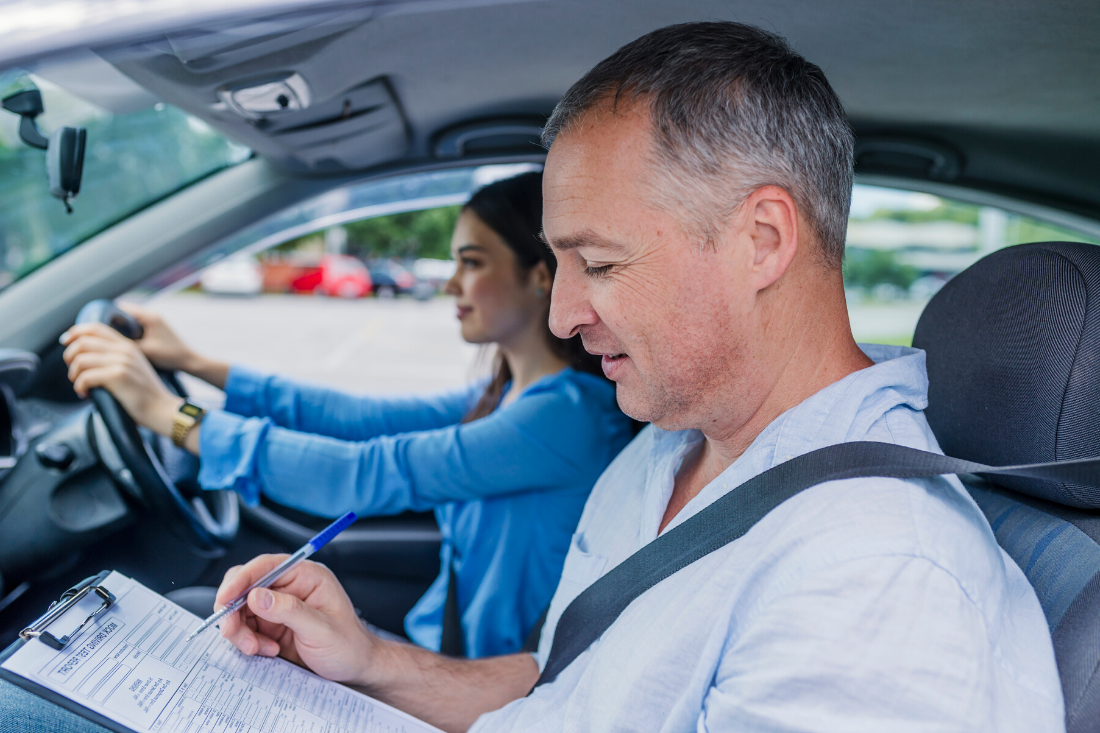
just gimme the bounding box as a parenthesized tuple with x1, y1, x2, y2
(444, 210, 549, 345)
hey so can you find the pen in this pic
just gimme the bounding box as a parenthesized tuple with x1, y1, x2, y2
(185, 511, 357, 643)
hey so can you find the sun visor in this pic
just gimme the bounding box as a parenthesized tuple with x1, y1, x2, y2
(256, 79, 409, 170)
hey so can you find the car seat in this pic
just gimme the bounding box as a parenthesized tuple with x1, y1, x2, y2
(913, 241, 1100, 733)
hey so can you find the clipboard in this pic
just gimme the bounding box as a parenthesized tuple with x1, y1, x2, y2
(0, 570, 136, 733)
(0, 569, 443, 733)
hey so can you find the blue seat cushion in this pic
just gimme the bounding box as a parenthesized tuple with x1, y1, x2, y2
(967, 479, 1100, 732)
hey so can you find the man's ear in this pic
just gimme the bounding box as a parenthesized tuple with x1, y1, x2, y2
(741, 185, 800, 291)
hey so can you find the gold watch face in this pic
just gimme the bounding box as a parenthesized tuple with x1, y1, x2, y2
(180, 402, 205, 419)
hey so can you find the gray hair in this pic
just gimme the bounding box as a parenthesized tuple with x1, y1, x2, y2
(543, 22, 854, 267)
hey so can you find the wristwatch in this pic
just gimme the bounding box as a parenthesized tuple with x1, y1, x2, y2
(170, 401, 206, 448)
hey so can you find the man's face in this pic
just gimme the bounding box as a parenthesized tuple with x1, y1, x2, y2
(544, 106, 756, 430)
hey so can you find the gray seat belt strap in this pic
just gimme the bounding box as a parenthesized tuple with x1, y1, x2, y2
(535, 440, 1100, 687)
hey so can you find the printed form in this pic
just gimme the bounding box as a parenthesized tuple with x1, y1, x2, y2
(2, 572, 441, 733)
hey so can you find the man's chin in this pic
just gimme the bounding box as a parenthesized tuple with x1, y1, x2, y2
(614, 383, 660, 424)
(614, 382, 693, 430)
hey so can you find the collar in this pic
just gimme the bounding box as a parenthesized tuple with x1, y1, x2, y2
(642, 345, 930, 539)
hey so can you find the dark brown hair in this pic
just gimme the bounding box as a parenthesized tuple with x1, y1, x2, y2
(462, 171, 606, 422)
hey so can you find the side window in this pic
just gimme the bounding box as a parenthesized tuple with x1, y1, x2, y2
(845, 185, 1100, 345)
(141, 165, 537, 404)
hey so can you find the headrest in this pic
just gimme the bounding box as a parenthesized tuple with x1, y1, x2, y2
(913, 241, 1100, 509)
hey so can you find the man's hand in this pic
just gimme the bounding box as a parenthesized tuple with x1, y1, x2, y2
(214, 555, 540, 733)
(215, 556, 376, 686)
(61, 322, 182, 436)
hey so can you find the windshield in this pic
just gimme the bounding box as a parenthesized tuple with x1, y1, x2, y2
(0, 74, 249, 289)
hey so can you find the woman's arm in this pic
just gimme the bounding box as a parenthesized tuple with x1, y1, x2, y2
(198, 380, 616, 515)
(223, 367, 480, 441)
(119, 303, 476, 440)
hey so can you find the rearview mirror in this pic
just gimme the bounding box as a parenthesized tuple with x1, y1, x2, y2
(47, 126, 86, 213)
(1, 87, 86, 214)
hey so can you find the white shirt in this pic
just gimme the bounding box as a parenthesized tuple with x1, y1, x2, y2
(473, 345, 1063, 732)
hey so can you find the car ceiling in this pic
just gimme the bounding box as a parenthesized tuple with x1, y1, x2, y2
(10, 0, 1100, 220)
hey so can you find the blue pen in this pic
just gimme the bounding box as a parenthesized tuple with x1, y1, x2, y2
(185, 511, 357, 642)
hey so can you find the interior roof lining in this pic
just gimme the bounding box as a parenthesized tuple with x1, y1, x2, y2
(10, 0, 1100, 217)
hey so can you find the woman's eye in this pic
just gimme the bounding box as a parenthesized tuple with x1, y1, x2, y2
(460, 257, 480, 268)
(584, 264, 613, 278)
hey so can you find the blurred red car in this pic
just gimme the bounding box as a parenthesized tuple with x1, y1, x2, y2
(290, 254, 373, 298)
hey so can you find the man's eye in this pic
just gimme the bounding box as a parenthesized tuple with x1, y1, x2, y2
(584, 264, 613, 278)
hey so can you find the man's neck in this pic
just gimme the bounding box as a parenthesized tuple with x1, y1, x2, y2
(658, 321, 873, 534)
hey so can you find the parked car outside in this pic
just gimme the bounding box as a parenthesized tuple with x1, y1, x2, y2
(198, 256, 263, 297)
(413, 258, 458, 299)
(291, 254, 373, 298)
(366, 258, 416, 297)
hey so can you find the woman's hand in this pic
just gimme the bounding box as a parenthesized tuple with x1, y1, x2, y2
(215, 556, 378, 686)
(116, 303, 196, 373)
(61, 322, 183, 436)
(115, 304, 230, 389)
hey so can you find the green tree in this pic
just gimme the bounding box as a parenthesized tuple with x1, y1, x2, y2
(863, 203, 979, 226)
(843, 248, 920, 290)
(343, 206, 461, 260)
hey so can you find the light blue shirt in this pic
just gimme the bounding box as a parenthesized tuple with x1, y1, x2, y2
(196, 366, 634, 658)
(476, 345, 1063, 732)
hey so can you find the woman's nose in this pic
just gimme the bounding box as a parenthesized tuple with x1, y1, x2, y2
(443, 271, 461, 296)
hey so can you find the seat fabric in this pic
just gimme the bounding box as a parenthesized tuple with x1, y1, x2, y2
(965, 479, 1100, 731)
(914, 242, 1100, 733)
(164, 586, 217, 618)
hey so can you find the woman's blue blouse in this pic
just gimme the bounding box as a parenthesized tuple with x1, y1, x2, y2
(196, 365, 634, 658)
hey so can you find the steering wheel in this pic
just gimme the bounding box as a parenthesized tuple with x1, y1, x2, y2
(76, 300, 238, 555)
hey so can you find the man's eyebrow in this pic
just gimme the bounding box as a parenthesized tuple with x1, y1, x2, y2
(541, 229, 623, 252)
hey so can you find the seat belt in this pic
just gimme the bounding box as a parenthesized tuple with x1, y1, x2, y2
(536, 440, 1100, 688)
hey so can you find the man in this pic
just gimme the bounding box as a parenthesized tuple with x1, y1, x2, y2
(204, 21, 1062, 732)
(0, 20, 1062, 733)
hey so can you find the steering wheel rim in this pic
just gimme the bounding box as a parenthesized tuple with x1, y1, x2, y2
(78, 300, 238, 555)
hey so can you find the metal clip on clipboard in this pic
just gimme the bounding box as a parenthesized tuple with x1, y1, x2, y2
(18, 570, 116, 651)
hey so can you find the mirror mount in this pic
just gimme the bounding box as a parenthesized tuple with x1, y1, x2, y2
(1, 89, 48, 149)
(1, 88, 86, 213)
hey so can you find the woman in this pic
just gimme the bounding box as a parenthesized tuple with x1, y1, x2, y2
(62, 172, 634, 658)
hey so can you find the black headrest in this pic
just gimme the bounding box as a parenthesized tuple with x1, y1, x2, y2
(913, 241, 1100, 509)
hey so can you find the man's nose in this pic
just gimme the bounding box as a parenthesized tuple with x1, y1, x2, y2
(548, 270, 598, 339)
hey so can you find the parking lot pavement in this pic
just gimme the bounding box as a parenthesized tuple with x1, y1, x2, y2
(145, 292, 485, 406)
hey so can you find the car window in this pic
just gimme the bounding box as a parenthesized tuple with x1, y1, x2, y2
(0, 73, 250, 289)
(135, 164, 535, 405)
(845, 184, 1100, 346)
